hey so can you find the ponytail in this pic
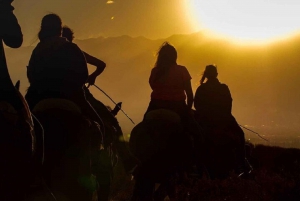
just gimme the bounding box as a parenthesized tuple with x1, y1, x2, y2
(200, 64, 218, 84)
(200, 72, 206, 85)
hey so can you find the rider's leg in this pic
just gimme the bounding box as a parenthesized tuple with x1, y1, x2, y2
(132, 174, 155, 201)
(85, 90, 138, 173)
(229, 117, 253, 175)
(69, 88, 104, 127)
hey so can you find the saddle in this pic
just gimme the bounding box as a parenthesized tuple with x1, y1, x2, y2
(144, 109, 181, 123)
(30, 98, 101, 199)
(33, 98, 81, 114)
(130, 109, 183, 161)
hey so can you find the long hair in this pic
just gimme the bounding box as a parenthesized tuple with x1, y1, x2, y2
(62, 26, 74, 42)
(200, 64, 218, 84)
(38, 14, 62, 41)
(154, 42, 177, 81)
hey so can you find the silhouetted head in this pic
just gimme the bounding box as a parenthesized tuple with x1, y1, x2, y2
(200, 64, 218, 84)
(38, 14, 62, 41)
(62, 26, 74, 42)
(154, 42, 177, 81)
(155, 42, 177, 68)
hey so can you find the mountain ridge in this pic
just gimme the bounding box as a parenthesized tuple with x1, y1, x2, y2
(4, 32, 300, 148)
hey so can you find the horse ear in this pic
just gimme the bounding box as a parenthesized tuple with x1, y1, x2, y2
(15, 80, 20, 91)
(111, 102, 122, 116)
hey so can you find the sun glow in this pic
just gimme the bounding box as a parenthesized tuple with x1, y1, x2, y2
(187, 0, 300, 43)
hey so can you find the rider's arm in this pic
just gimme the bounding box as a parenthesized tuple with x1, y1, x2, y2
(184, 80, 194, 110)
(181, 66, 193, 110)
(83, 51, 106, 86)
(0, 2, 22, 48)
(194, 86, 202, 112)
(149, 68, 156, 90)
(223, 85, 233, 113)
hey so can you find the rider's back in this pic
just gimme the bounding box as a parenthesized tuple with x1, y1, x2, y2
(28, 36, 88, 93)
(26, 37, 89, 110)
(194, 79, 233, 126)
(150, 65, 191, 101)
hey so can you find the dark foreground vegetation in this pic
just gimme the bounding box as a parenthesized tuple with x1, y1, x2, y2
(109, 144, 300, 201)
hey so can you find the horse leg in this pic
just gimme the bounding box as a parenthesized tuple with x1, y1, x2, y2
(153, 180, 176, 201)
(131, 174, 155, 201)
(94, 149, 112, 201)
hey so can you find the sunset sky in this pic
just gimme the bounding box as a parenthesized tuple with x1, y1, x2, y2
(12, 0, 300, 46)
(4, 1, 300, 148)
(13, 0, 194, 45)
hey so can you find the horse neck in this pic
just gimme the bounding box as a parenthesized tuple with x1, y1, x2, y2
(0, 39, 14, 91)
(0, 39, 25, 112)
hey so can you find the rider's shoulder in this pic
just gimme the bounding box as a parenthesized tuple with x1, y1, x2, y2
(175, 65, 187, 69)
(219, 83, 231, 92)
(220, 82, 229, 88)
(195, 83, 206, 92)
(61, 40, 84, 55)
(175, 65, 190, 73)
(62, 39, 79, 49)
(220, 82, 228, 86)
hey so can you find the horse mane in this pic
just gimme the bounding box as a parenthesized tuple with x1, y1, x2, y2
(15, 80, 20, 91)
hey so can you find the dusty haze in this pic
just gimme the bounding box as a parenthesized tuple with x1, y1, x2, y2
(5, 32, 300, 148)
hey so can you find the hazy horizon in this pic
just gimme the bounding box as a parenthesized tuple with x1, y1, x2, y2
(5, 32, 300, 149)
(12, 0, 300, 46)
(4, 0, 300, 149)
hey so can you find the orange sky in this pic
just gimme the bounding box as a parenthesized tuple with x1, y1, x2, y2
(13, 0, 195, 46)
(12, 0, 300, 46)
(5, 0, 300, 148)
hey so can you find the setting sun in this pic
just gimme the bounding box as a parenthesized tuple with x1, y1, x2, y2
(187, 0, 300, 43)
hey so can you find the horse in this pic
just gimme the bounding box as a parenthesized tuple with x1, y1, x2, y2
(194, 114, 252, 179)
(84, 87, 137, 201)
(129, 109, 195, 201)
(27, 97, 102, 201)
(0, 81, 36, 201)
(1, 31, 35, 199)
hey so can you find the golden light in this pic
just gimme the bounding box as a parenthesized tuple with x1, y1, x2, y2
(187, 0, 300, 43)
(106, 0, 114, 4)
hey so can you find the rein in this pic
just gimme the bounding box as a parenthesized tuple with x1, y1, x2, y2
(239, 124, 269, 142)
(92, 84, 135, 125)
(31, 114, 59, 201)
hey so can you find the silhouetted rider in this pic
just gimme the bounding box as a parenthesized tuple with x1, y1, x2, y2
(194, 65, 232, 126)
(25, 14, 100, 123)
(62, 26, 106, 87)
(62, 26, 138, 174)
(145, 42, 193, 120)
(194, 64, 249, 175)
